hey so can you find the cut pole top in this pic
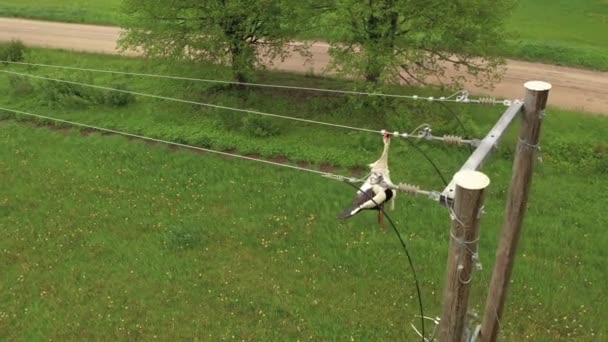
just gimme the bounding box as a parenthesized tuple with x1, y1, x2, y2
(524, 81, 552, 91)
(454, 170, 490, 190)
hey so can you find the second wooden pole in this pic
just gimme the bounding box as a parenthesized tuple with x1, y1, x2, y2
(480, 81, 551, 342)
(439, 170, 490, 342)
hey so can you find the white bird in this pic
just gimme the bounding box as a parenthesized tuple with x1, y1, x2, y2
(339, 133, 396, 229)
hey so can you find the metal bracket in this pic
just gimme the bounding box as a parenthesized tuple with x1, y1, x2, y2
(439, 101, 524, 207)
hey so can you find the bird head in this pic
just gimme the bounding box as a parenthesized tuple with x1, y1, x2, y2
(383, 132, 391, 145)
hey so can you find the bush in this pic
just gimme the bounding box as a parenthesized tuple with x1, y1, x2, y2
(8, 75, 34, 96)
(356, 133, 381, 152)
(594, 143, 608, 174)
(0, 40, 26, 63)
(105, 84, 136, 107)
(242, 116, 280, 138)
(191, 135, 213, 148)
(214, 110, 243, 132)
(38, 79, 106, 108)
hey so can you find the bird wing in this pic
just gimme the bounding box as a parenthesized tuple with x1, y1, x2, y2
(338, 187, 375, 220)
(353, 187, 376, 208)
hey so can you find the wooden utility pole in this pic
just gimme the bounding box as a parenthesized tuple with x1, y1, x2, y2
(439, 170, 490, 342)
(480, 81, 551, 342)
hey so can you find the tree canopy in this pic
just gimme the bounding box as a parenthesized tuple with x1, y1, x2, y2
(314, 0, 514, 87)
(119, 0, 298, 82)
(120, 0, 513, 87)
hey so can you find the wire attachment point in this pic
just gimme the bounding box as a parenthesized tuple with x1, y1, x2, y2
(478, 97, 497, 105)
(443, 135, 464, 146)
(398, 183, 421, 195)
(321, 173, 362, 184)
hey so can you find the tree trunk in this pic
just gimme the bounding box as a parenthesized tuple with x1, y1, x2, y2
(230, 42, 248, 84)
(362, 1, 398, 85)
(365, 65, 381, 84)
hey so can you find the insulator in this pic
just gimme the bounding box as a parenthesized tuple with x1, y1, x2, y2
(443, 135, 464, 146)
(398, 183, 420, 195)
(478, 97, 497, 105)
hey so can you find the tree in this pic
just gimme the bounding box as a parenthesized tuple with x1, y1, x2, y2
(119, 0, 297, 83)
(318, 0, 514, 87)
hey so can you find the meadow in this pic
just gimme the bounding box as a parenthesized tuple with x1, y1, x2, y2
(0, 0, 121, 26)
(0, 46, 607, 340)
(1, 0, 608, 70)
(504, 0, 608, 70)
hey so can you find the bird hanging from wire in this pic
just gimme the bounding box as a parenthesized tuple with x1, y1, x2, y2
(338, 132, 396, 229)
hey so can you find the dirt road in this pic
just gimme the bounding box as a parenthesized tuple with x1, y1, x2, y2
(1, 18, 607, 115)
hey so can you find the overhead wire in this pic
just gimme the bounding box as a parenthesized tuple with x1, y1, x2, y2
(0, 106, 362, 182)
(0, 60, 510, 105)
(437, 101, 474, 153)
(0, 69, 472, 185)
(0, 60, 474, 339)
(0, 67, 462, 188)
(0, 58, 504, 340)
(343, 181, 426, 342)
(0, 69, 380, 135)
(0, 103, 429, 339)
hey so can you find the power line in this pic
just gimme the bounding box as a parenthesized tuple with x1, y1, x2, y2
(405, 140, 449, 187)
(0, 69, 380, 135)
(0, 60, 510, 106)
(0, 70, 467, 188)
(1, 103, 430, 339)
(0, 105, 363, 183)
(0, 70, 481, 149)
(343, 181, 426, 342)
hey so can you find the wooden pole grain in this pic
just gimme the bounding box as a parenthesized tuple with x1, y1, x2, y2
(480, 81, 551, 342)
(439, 170, 490, 342)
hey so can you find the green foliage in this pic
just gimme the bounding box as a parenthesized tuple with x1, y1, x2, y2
(214, 110, 244, 132)
(2, 0, 608, 71)
(242, 116, 280, 138)
(31, 78, 137, 109)
(105, 84, 136, 107)
(37, 78, 105, 108)
(119, 0, 300, 82)
(312, 0, 514, 86)
(0, 39, 26, 63)
(7, 75, 34, 96)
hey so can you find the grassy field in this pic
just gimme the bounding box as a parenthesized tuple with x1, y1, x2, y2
(1, 121, 606, 341)
(0, 0, 121, 25)
(0, 47, 607, 340)
(504, 0, 608, 70)
(1, 0, 608, 70)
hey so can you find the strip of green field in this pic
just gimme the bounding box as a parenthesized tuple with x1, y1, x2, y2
(1, 0, 607, 70)
(0, 0, 121, 25)
(504, 0, 608, 70)
(0, 46, 607, 340)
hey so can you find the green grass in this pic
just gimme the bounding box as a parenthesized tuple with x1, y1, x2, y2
(2, 0, 608, 70)
(0, 47, 607, 340)
(0, 0, 121, 25)
(504, 0, 608, 70)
